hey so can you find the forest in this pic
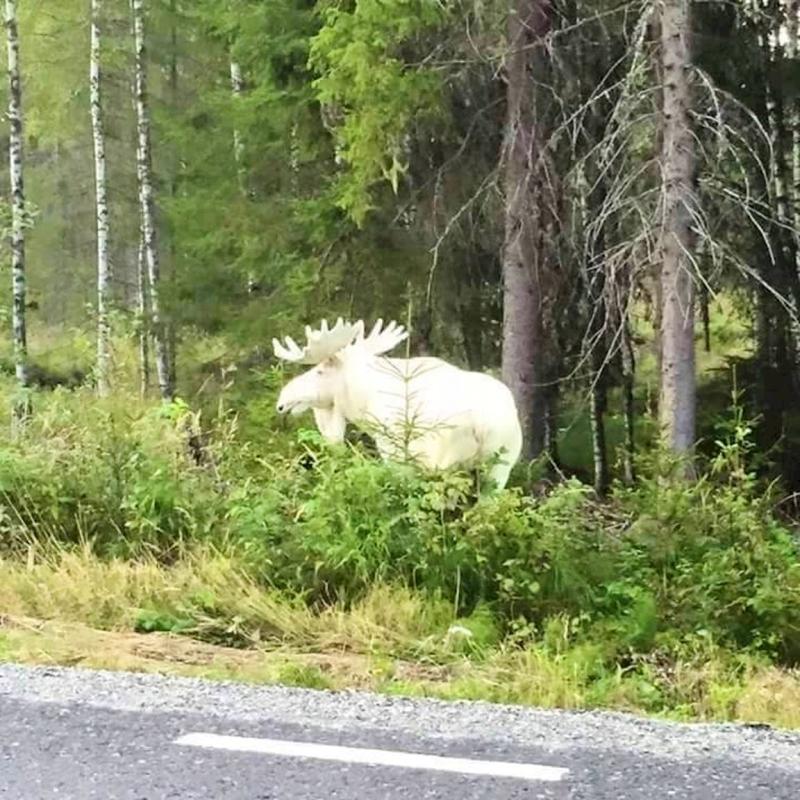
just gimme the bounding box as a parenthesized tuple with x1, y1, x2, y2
(0, 0, 799, 727)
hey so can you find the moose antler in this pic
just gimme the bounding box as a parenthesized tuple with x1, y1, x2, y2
(272, 317, 363, 364)
(358, 319, 408, 356)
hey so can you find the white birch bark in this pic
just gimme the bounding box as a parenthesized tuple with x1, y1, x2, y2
(91, 0, 112, 397)
(167, 1, 178, 390)
(229, 55, 259, 293)
(787, 1, 800, 266)
(229, 58, 247, 193)
(658, 0, 696, 464)
(4, 0, 30, 422)
(131, 0, 173, 400)
(136, 228, 150, 398)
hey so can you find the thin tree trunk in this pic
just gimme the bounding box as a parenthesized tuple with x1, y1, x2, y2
(501, 0, 552, 461)
(543, 382, 560, 466)
(460, 294, 484, 371)
(761, 10, 800, 394)
(620, 313, 636, 484)
(229, 54, 261, 295)
(131, 0, 173, 401)
(289, 121, 300, 196)
(786, 0, 800, 387)
(136, 229, 150, 398)
(790, 1, 800, 260)
(700, 283, 710, 352)
(588, 375, 608, 494)
(229, 58, 247, 194)
(4, 0, 30, 424)
(766, 38, 797, 294)
(587, 273, 609, 494)
(658, 0, 696, 465)
(167, 0, 178, 392)
(91, 0, 112, 397)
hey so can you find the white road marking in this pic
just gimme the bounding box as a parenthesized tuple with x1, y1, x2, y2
(175, 732, 568, 782)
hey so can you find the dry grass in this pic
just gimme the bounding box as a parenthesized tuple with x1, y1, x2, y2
(1, 544, 799, 730)
(0, 615, 382, 689)
(735, 669, 800, 729)
(0, 543, 455, 655)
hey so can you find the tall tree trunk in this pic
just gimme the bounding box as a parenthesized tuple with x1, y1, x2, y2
(588, 373, 608, 494)
(4, 0, 30, 424)
(229, 54, 258, 289)
(460, 293, 484, 371)
(790, 1, 800, 259)
(658, 0, 696, 465)
(620, 313, 636, 484)
(229, 54, 260, 295)
(229, 58, 247, 194)
(91, 0, 112, 397)
(166, 0, 178, 393)
(136, 228, 150, 398)
(587, 270, 609, 494)
(131, 0, 173, 401)
(501, 0, 552, 461)
(785, 0, 800, 388)
(700, 283, 711, 352)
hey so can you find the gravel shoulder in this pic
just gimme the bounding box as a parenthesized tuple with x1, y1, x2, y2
(2, 662, 799, 771)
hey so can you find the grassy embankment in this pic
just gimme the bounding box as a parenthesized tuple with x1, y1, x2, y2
(1, 303, 799, 729)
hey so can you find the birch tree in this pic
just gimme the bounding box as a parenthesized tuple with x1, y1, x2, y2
(658, 0, 696, 463)
(91, 0, 111, 396)
(229, 52, 262, 294)
(4, 0, 30, 423)
(229, 57, 247, 193)
(136, 229, 150, 398)
(786, 1, 800, 272)
(131, 0, 173, 401)
(500, 0, 553, 461)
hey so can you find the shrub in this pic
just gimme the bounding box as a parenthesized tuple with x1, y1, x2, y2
(1, 385, 798, 669)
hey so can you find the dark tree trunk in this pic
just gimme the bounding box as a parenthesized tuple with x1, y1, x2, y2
(700, 284, 711, 353)
(500, 0, 553, 461)
(460, 259, 485, 371)
(620, 314, 636, 484)
(587, 265, 609, 495)
(658, 0, 696, 465)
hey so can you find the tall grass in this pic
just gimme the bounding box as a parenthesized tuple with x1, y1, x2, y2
(0, 327, 798, 726)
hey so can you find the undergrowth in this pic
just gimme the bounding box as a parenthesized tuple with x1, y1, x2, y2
(0, 360, 798, 726)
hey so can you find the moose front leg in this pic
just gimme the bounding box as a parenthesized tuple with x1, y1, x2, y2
(313, 406, 347, 443)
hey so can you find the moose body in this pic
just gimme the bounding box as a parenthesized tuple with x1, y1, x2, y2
(274, 319, 522, 490)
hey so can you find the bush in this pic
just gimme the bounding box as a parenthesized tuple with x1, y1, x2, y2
(0, 389, 223, 557)
(1, 384, 799, 670)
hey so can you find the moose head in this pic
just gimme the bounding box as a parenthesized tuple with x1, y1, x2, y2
(272, 318, 409, 440)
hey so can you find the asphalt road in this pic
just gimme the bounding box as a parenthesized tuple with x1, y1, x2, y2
(1, 663, 799, 799)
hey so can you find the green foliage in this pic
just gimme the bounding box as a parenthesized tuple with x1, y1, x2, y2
(0, 388, 222, 557)
(309, 0, 448, 221)
(2, 382, 798, 671)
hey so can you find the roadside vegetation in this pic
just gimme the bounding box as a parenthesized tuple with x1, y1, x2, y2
(1, 0, 800, 734)
(1, 328, 799, 730)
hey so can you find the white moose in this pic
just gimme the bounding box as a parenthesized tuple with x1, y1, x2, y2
(273, 318, 523, 490)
